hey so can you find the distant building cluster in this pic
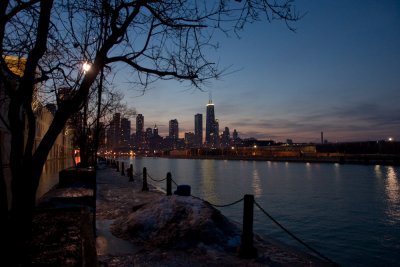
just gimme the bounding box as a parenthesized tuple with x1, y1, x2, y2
(101, 98, 262, 155)
(106, 113, 131, 152)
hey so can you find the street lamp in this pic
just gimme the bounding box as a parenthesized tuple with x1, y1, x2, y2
(80, 61, 92, 166)
(82, 62, 91, 73)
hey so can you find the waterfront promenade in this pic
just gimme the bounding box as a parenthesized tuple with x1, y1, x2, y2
(31, 162, 337, 266)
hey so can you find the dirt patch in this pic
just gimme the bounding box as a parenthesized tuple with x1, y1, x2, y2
(29, 207, 96, 267)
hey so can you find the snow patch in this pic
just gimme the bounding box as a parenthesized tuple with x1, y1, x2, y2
(111, 195, 241, 250)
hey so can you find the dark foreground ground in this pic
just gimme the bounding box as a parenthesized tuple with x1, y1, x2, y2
(29, 164, 339, 267)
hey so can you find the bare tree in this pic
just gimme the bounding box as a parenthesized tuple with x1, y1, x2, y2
(74, 83, 137, 165)
(0, 0, 299, 263)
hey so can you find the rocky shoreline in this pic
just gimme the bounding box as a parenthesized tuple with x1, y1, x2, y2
(31, 163, 338, 266)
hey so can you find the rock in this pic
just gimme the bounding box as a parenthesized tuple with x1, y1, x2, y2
(111, 195, 240, 250)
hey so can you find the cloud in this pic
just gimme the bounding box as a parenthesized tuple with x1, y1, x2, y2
(224, 100, 400, 142)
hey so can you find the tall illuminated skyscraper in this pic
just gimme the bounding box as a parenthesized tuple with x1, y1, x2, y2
(194, 113, 203, 147)
(205, 99, 215, 145)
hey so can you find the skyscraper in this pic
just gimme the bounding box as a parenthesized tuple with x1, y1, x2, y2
(221, 126, 230, 147)
(194, 113, 203, 147)
(136, 114, 144, 148)
(213, 119, 219, 147)
(233, 129, 239, 144)
(205, 99, 215, 145)
(136, 114, 144, 135)
(153, 124, 159, 137)
(145, 127, 153, 139)
(120, 117, 131, 149)
(108, 113, 121, 150)
(169, 119, 179, 140)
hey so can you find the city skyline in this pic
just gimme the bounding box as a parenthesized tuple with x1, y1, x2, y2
(118, 0, 400, 143)
(127, 101, 242, 144)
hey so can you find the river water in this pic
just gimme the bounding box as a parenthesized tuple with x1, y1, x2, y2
(120, 157, 400, 267)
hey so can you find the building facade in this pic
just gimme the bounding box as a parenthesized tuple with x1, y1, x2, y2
(120, 117, 131, 150)
(135, 114, 144, 148)
(107, 113, 120, 150)
(169, 119, 179, 140)
(106, 113, 132, 152)
(205, 100, 215, 146)
(194, 113, 203, 147)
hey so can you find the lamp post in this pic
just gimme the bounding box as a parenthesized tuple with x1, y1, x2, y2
(81, 61, 91, 166)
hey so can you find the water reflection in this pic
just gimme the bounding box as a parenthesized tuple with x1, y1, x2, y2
(116, 157, 399, 266)
(374, 165, 383, 179)
(251, 164, 262, 197)
(385, 166, 400, 223)
(200, 160, 218, 203)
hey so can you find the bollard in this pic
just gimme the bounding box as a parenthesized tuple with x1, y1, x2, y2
(166, 172, 172, 196)
(174, 184, 191, 196)
(121, 162, 125, 176)
(116, 161, 120, 172)
(238, 194, 257, 259)
(142, 167, 149, 191)
(128, 164, 134, 182)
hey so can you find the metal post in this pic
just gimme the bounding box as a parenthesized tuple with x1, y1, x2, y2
(129, 164, 134, 182)
(116, 161, 119, 172)
(142, 167, 149, 191)
(166, 172, 172, 196)
(239, 194, 257, 258)
(121, 162, 125, 176)
(92, 171, 97, 236)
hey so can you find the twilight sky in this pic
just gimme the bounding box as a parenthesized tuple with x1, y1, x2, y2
(120, 0, 400, 143)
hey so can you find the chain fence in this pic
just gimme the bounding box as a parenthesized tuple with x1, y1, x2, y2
(105, 160, 338, 265)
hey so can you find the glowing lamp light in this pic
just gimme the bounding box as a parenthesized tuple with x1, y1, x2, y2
(388, 137, 393, 142)
(82, 62, 91, 73)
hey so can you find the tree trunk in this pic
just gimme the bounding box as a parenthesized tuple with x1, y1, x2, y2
(7, 103, 71, 265)
(0, 133, 8, 217)
(80, 101, 89, 167)
(0, 141, 9, 260)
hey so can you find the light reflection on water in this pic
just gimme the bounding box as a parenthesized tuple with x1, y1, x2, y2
(251, 163, 262, 198)
(200, 159, 218, 204)
(127, 157, 400, 267)
(384, 166, 400, 223)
